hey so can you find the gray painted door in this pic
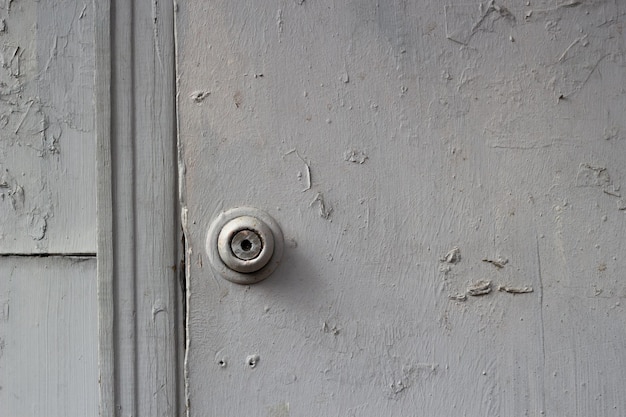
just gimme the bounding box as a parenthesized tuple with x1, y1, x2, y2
(177, 1, 626, 415)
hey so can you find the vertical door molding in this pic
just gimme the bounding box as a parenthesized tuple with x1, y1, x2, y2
(95, 1, 183, 416)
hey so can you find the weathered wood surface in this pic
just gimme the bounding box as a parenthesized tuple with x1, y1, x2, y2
(0, 257, 98, 417)
(96, 0, 183, 415)
(177, 0, 626, 415)
(0, 0, 96, 254)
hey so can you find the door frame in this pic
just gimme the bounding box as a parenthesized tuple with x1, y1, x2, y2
(95, 1, 183, 415)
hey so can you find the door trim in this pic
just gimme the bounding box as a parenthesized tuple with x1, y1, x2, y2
(95, 1, 183, 415)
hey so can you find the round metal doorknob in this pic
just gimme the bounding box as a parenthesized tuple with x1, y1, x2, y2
(217, 216, 275, 273)
(206, 207, 284, 284)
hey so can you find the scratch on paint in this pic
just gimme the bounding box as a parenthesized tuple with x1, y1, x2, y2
(43, 36, 58, 73)
(557, 35, 588, 63)
(536, 234, 547, 411)
(2, 45, 20, 77)
(284, 149, 311, 192)
(79, 3, 87, 19)
(152, 0, 164, 70)
(14, 99, 34, 134)
(444, 1, 515, 46)
(603, 189, 621, 198)
(563, 54, 610, 98)
(152, 303, 166, 320)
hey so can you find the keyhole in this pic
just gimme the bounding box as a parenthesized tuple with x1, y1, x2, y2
(241, 239, 252, 252)
(230, 229, 263, 261)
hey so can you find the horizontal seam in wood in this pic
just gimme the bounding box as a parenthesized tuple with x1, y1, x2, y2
(0, 253, 97, 258)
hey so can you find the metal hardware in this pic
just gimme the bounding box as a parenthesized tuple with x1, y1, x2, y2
(206, 207, 284, 284)
(231, 229, 263, 260)
(217, 215, 275, 273)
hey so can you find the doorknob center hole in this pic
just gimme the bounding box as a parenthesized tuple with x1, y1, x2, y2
(241, 239, 252, 251)
(230, 229, 263, 260)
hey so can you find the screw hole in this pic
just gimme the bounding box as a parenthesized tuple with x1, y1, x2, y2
(246, 354, 260, 368)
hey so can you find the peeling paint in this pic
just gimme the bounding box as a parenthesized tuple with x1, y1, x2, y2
(448, 293, 467, 302)
(189, 90, 210, 103)
(0, 0, 96, 252)
(266, 402, 289, 417)
(482, 257, 508, 268)
(310, 192, 332, 219)
(467, 279, 492, 296)
(343, 149, 368, 164)
(440, 246, 461, 264)
(27, 212, 47, 240)
(179, 0, 626, 414)
(444, 1, 516, 46)
(576, 163, 611, 188)
(499, 285, 533, 294)
(321, 321, 340, 335)
(284, 149, 311, 192)
(276, 9, 283, 36)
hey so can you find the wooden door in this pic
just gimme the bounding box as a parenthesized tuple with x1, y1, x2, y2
(177, 1, 626, 415)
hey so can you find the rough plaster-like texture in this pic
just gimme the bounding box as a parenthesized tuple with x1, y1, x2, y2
(177, 0, 626, 415)
(0, 257, 98, 417)
(0, 0, 96, 253)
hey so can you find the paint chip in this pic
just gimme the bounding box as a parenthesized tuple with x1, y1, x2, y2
(440, 247, 461, 264)
(284, 149, 311, 191)
(444, 1, 516, 45)
(322, 321, 340, 335)
(310, 192, 332, 219)
(27, 213, 47, 241)
(448, 293, 467, 301)
(576, 163, 610, 188)
(343, 150, 368, 164)
(482, 257, 508, 268)
(190, 90, 210, 103)
(467, 280, 492, 296)
(498, 285, 533, 294)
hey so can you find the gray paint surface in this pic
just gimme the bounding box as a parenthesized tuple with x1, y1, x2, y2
(0, 257, 98, 417)
(95, 0, 184, 415)
(0, 0, 96, 254)
(0, 2, 99, 416)
(177, 0, 626, 415)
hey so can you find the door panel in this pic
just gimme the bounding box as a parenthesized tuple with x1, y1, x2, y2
(177, 1, 626, 415)
(0, 257, 97, 417)
(0, 0, 96, 254)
